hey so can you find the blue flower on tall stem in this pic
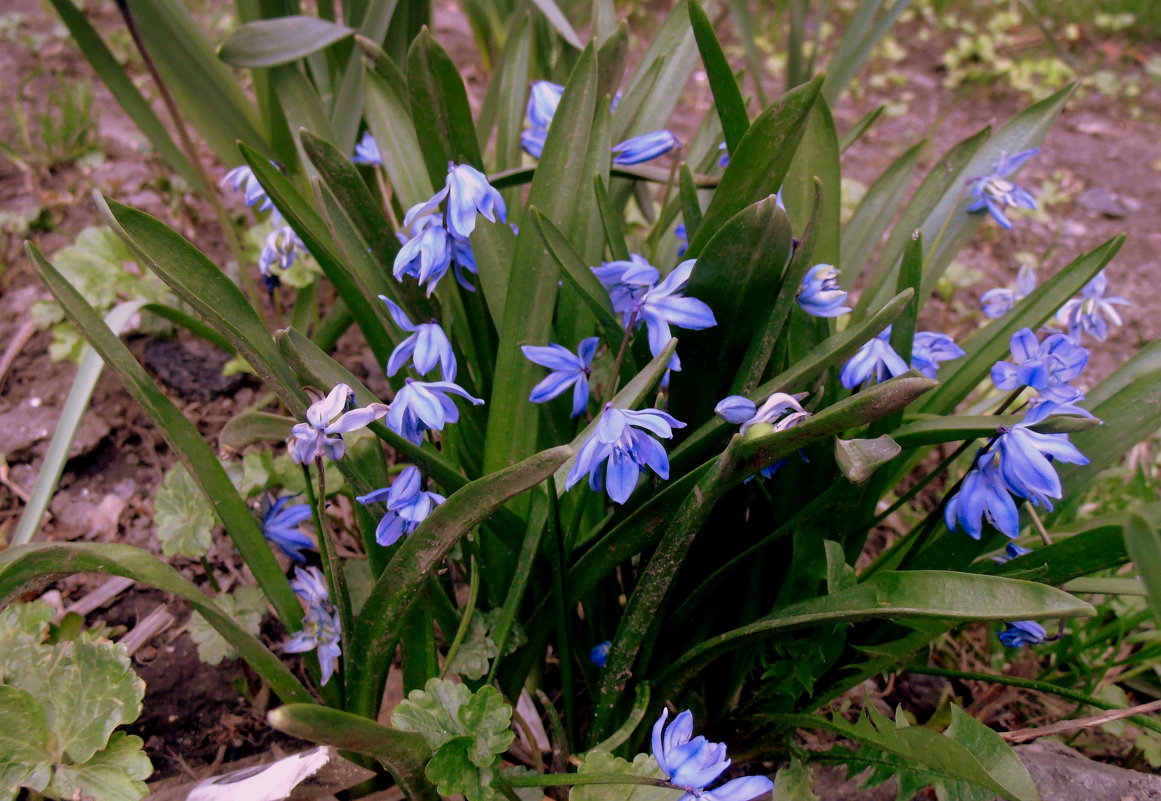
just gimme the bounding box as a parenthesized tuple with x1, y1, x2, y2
(981, 262, 1037, 318)
(221, 164, 273, 211)
(404, 162, 507, 239)
(522, 337, 600, 417)
(1055, 271, 1130, 343)
(393, 214, 454, 296)
(839, 327, 910, 390)
(352, 131, 382, 165)
(259, 493, 314, 562)
(651, 709, 774, 801)
(289, 384, 389, 464)
(994, 404, 1090, 511)
(379, 296, 457, 382)
(911, 331, 965, 378)
(796, 264, 850, 318)
(999, 620, 1049, 648)
(612, 130, 681, 165)
(991, 328, 1088, 403)
(284, 566, 342, 685)
(566, 405, 685, 504)
(521, 81, 563, 157)
(356, 466, 445, 547)
(967, 148, 1039, 229)
(944, 452, 1020, 539)
(385, 378, 484, 445)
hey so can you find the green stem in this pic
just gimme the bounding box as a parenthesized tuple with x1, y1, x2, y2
(603, 309, 639, 404)
(504, 773, 674, 789)
(440, 555, 480, 678)
(545, 480, 576, 750)
(305, 461, 353, 685)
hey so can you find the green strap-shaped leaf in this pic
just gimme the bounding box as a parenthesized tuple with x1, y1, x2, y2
(686, 75, 822, 257)
(840, 139, 924, 285)
(782, 98, 840, 264)
(218, 16, 355, 67)
(655, 570, 1093, 696)
(346, 446, 573, 718)
(821, 0, 913, 105)
(491, 15, 533, 174)
(688, 0, 748, 154)
(0, 543, 311, 703)
(364, 60, 436, 209)
(407, 28, 485, 185)
(268, 704, 437, 801)
(94, 194, 307, 414)
(838, 103, 885, 153)
(27, 243, 304, 634)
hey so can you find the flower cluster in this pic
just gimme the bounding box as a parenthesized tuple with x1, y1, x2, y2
(356, 466, 445, 547)
(652, 709, 773, 801)
(284, 566, 342, 685)
(521, 80, 680, 164)
(221, 164, 308, 289)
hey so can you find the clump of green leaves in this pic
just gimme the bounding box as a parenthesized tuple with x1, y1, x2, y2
(0, 601, 151, 801)
(392, 679, 515, 801)
(188, 585, 268, 665)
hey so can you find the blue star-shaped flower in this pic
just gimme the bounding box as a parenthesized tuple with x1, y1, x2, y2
(911, 331, 965, 379)
(1055, 271, 1130, 343)
(967, 148, 1039, 228)
(385, 378, 484, 445)
(991, 328, 1088, 403)
(403, 163, 507, 240)
(379, 296, 457, 382)
(289, 384, 388, 464)
(565, 405, 685, 504)
(352, 131, 382, 165)
(839, 326, 910, 390)
(522, 337, 600, 417)
(612, 130, 681, 165)
(796, 264, 851, 318)
(356, 466, 446, 547)
(999, 620, 1049, 648)
(258, 493, 314, 562)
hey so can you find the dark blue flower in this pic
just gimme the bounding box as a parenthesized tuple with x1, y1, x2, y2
(612, 130, 681, 165)
(352, 131, 382, 165)
(565, 405, 685, 504)
(651, 709, 774, 801)
(991, 328, 1088, 403)
(522, 337, 600, 417)
(380, 297, 457, 382)
(590, 641, 611, 668)
(1055, 271, 1130, 343)
(259, 493, 314, 562)
(981, 263, 1037, 318)
(797, 264, 850, 318)
(945, 451, 1021, 540)
(911, 331, 965, 378)
(385, 378, 484, 445)
(999, 620, 1049, 648)
(993, 542, 1033, 564)
(967, 148, 1039, 228)
(839, 327, 910, 390)
(356, 466, 445, 547)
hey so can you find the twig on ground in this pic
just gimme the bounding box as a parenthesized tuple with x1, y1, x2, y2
(1001, 699, 1161, 743)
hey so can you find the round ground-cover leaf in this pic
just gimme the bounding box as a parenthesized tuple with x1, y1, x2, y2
(46, 732, 152, 801)
(0, 685, 52, 795)
(154, 464, 215, 559)
(218, 16, 355, 68)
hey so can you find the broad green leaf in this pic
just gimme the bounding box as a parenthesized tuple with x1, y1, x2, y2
(268, 704, 438, 801)
(271, 63, 340, 170)
(840, 140, 924, 286)
(407, 29, 485, 185)
(154, 464, 215, 559)
(27, 243, 303, 634)
(0, 545, 308, 706)
(671, 195, 793, 422)
(657, 571, 1092, 693)
(364, 59, 435, 208)
(188, 585, 268, 665)
(45, 0, 201, 189)
(1124, 513, 1161, 627)
(688, 0, 748, 153)
(687, 75, 822, 257)
(124, 0, 266, 165)
(773, 758, 819, 801)
(484, 45, 597, 475)
(46, 732, 151, 801)
(571, 750, 681, 801)
(220, 411, 295, 451)
(0, 686, 51, 795)
(782, 98, 840, 265)
(218, 16, 355, 67)
(347, 446, 572, 718)
(836, 435, 902, 483)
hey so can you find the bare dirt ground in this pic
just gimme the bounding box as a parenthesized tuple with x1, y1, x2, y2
(0, 0, 1158, 783)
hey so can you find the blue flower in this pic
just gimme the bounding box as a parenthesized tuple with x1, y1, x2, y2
(379, 296, 457, 382)
(715, 392, 809, 434)
(565, 405, 685, 504)
(944, 451, 1021, 539)
(289, 384, 389, 464)
(675, 223, 688, 258)
(612, 130, 681, 165)
(796, 264, 850, 318)
(980, 263, 1037, 318)
(259, 493, 314, 562)
(592, 257, 717, 372)
(839, 327, 910, 390)
(522, 337, 600, 417)
(994, 403, 1089, 511)
(385, 378, 484, 445)
(590, 641, 611, 668)
(991, 328, 1088, 403)
(352, 131, 382, 165)
(651, 709, 774, 801)
(526, 81, 562, 132)
(258, 225, 304, 284)
(967, 148, 1039, 228)
(718, 141, 729, 167)
(284, 566, 342, 685)
(221, 164, 273, 211)
(911, 331, 965, 379)
(356, 466, 445, 547)
(393, 215, 454, 296)
(993, 542, 1033, 564)
(1055, 271, 1130, 343)
(998, 620, 1049, 648)
(404, 162, 506, 239)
